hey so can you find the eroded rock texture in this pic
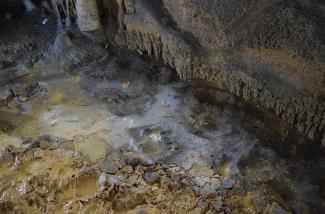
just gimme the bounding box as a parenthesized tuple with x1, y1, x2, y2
(111, 0, 325, 143)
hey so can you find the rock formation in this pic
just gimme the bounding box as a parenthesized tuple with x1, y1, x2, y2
(110, 0, 325, 144)
(1, 0, 325, 143)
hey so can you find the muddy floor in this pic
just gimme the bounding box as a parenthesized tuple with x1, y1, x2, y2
(1, 12, 325, 214)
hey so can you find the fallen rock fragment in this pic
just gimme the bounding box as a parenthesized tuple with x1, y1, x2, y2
(98, 172, 108, 186)
(143, 171, 160, 184)
(203, 177, 222, 194)
(222, 179, 237, 189)
(99, 159, 119, 174)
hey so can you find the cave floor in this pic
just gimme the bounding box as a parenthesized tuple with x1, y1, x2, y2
(0, 13, 325, 214)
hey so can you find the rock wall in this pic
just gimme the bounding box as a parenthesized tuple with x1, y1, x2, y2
(1, 0, 324, 143)
(109, 0, 325, 143)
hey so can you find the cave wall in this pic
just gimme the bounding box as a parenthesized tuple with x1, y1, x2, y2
(110, 0, 325, 143)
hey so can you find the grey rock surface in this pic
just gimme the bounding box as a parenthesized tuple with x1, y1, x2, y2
(110, 0, 325, 142)
(99, 159, 119, 174)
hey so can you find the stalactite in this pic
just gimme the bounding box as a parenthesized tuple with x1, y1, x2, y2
(117, 0, 125, 32)
(49, 0, 77, 29)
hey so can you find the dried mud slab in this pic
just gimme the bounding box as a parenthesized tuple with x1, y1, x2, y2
(0, 143, 263, 214)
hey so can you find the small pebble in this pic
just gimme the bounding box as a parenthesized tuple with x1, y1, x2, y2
(99, 159, 119, 174)
(143, 171, 160, 184)
(98, 173, 108, 186)
(128, 174, 139, 185)
(222, 179, 236, 189)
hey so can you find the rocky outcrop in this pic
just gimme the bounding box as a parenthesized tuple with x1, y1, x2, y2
(110, 0, 325, 143)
